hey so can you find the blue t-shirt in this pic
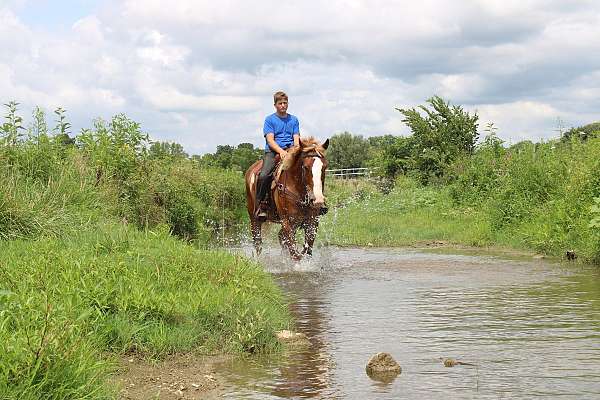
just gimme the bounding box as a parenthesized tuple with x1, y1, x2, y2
(263, 113, 300, 152)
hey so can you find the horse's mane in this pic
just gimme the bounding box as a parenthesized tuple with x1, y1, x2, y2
(300, 136, 327, 154)
(280, 136, 327, 172)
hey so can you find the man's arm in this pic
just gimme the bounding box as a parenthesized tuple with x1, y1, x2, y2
(266, 133, 288, 158)
(293, 133, 300, 147)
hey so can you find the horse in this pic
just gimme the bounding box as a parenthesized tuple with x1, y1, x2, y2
(245, 137, 329, 261)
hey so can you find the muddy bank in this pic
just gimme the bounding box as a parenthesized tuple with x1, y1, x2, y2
(114, 354, 231, 399)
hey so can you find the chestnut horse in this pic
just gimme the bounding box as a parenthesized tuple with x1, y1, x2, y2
(245, 137, 329, 261)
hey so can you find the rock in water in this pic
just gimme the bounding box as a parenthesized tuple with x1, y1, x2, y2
(443, 358, 458, 367)
(365, 352, 401, 382)
(275, 330, 310, 346)
(441, 357, 475, 367)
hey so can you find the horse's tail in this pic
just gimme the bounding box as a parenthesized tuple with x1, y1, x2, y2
(245, 160, 262, 216)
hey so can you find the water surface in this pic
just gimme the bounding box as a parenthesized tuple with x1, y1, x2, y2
(219, 247, 600, 399)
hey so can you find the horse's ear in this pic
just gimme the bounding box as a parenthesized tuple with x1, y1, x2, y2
(322, 139, 329, 150)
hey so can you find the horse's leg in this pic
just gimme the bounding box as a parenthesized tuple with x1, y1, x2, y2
(302, 218, 318, 256)
(250, 219, 262, 256)
(278, 227, 286, 249)
(281, 220, 301, 261)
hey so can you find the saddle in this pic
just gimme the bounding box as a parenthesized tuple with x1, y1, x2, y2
(251, 156, 282, 220)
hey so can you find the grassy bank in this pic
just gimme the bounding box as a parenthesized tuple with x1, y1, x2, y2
(0, 223, 289, 399)
(321, 138, 600, 263)
(1, 106, 289, 399)
(321, 178, 491, 247)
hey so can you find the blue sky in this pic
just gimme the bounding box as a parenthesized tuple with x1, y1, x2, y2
(12, 0, 100, 30)
(1, 1, 599, 154)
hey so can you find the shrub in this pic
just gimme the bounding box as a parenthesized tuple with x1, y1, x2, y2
(396, 96, 479, 182)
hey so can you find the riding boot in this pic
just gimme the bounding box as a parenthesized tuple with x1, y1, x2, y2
(255, 175, 271, 220)
(256, 201, 268, 220)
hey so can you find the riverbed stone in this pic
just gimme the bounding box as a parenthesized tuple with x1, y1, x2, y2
(275, 330, 310, 346)
(365, 352, 401, 381)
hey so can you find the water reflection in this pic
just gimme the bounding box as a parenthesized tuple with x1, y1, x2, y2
(221, 247, 600, 399)
(269, 274, 336, 398)
(220, 248, 340, 399)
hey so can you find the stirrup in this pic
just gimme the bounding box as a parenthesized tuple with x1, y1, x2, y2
(255, 201, 268, 220)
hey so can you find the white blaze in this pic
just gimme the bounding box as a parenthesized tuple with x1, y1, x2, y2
(311, 158, 325, 205)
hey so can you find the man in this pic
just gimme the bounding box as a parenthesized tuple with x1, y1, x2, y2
(255, 91, 300, 219)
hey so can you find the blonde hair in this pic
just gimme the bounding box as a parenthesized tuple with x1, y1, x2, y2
(273, 91, 288, 104)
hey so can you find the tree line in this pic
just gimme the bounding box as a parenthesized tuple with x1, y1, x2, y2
(193, 95, 480, 183)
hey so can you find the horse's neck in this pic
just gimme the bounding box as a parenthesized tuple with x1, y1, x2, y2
(279, 162, 304, 193)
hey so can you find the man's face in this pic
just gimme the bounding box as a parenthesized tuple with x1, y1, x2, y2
(275, 99, 288, 114)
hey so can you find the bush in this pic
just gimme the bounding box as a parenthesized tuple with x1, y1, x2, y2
(0, 156, 100, 240)
(117, 160, 246, 240)
(0, 224, 289, 398)
(396, 96, 479, 183)
(446, 134, 600, 259)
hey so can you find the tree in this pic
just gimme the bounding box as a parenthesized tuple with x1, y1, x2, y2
(196, 142, 262, 171)
(149, 141, 188, 160)
(562, 121, 600, 142)
(371, 136, 415, 177)
(368, 134, 397, 148)
(396, 96, 479, 182)
(230, 143, 262, 171)
(327, 131, 371, 169)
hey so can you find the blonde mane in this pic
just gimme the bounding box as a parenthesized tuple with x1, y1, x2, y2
(278, 136, 327, 176)
(299, 136, 327, 155)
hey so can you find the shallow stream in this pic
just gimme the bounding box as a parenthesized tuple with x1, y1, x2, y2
(218, 247, 600, 399)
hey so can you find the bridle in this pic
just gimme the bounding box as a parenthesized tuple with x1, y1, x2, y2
(276, 151, 326, 209)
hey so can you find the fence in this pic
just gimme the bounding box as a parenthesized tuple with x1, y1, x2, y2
(326, 167, 379, 179)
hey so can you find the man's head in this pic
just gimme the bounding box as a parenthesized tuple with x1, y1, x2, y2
(273, 91, 288, 115)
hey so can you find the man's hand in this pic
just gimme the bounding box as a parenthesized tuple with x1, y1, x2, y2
(279, 150, 288, 159)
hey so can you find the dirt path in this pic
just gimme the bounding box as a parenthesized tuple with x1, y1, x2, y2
(113, 353, 231, 399)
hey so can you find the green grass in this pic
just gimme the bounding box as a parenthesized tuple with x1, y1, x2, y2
(0, 223, 290, 399)
(0, 108, 294, 399)
(321, 169, 600, 263)
(322, 178, 492, 247)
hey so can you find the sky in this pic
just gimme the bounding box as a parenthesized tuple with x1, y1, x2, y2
(1, 0, 599, 154)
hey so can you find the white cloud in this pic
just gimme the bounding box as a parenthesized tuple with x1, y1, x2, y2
(475, 101, 565, 143)
(1, 1, 599, 153)
(72, 15, 104, 43)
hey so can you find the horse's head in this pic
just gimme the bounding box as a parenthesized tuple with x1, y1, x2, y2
(288, 137, 329, 209)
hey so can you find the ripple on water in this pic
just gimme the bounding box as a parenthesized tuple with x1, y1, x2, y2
(219, 247, 600, 399)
